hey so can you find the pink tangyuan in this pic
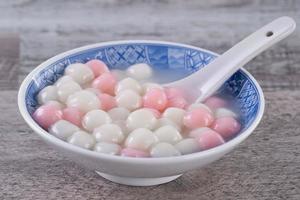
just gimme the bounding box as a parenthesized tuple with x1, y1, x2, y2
(86, 59, 109, 77)
(33, 103, 63, 129)
(120, 148, 150, 157)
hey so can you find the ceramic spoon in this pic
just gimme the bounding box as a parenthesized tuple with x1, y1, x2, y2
(164, 16, 296, 102)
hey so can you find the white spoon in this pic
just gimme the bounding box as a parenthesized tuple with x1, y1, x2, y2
(164, 16, 296, 102)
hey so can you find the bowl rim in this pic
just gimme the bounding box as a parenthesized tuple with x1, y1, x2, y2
(18, 40, 265, 164)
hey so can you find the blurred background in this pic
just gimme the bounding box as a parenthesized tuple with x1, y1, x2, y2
(0, 0, 298, 89)
(0, 1, 299, 200)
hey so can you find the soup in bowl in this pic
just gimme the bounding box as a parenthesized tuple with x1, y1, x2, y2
(18, 40, 264, 186)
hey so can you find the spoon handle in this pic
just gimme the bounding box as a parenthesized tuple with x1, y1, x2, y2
(176, 16, 296, 102)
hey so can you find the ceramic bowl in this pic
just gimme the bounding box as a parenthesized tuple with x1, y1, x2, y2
(18, 40, 265, 186)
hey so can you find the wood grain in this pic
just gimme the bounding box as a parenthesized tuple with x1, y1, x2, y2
(0, 33, 19, 89)
(0, 0, 299, 199)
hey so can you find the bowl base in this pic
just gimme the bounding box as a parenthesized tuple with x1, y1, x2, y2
(96, 171, 182, 186)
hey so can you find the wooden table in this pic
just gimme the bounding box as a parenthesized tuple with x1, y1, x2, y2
(0, 1, 299, 199)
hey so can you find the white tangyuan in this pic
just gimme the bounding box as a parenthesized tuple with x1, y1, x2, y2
(67, 90, 100, 113)
(113, 120, 130, 136)
(49, 120, 79, 141)
(189, 127, 212, 139)
(214, 108, 237, 119)
(46, 101, 65, 109)
(65, 63, 94, 85)
(154, 125, 182, 144)
(67, 131, 96, 149)
(115, 77, 142, 95)
(82, 110, 112, 132)
(57, 81, 81, 103)
(55, 75, 74, 88)
(116, 90, 142, 111)
(174, 138, 201, 155)
(162, 108, 185, 128)
(142, 82, 163, 95)
(93, 142, 121, 155)
(126, 63, 153, 80)
(150, 143, 181, 157)
(111, 69, 127, 81)
(84, 88, 101, 95)
(126, 109, 157, 131)
(188, 103, 212, 112)
(108, 107, 130, 121)
(81, 81, 93, 89)
(37, 86, 58, 104)
(93, 124, 124, 144)
(154, 117, 181, 131)
(125, 128, 158, 151)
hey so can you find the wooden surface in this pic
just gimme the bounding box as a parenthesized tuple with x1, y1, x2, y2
(0, 0, 299, 199)
(0, 33, 19, 90)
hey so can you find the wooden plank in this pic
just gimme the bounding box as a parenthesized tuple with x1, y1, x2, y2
(0, 33, 19, 89)
(0, 90, 299, 200)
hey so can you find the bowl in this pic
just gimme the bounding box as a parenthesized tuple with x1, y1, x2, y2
(18, 40, 265, 186)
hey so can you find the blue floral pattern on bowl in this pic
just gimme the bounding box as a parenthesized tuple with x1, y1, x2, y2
(25, 43, 260, 133)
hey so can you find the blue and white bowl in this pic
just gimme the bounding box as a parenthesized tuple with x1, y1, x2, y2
(18, 40, 265, 186)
